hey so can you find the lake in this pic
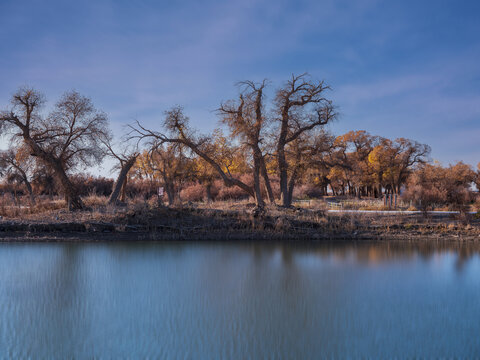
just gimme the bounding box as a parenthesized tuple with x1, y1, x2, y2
(1, 241, 479, 358)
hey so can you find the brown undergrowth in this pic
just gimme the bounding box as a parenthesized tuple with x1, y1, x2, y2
(0, 195, 480, 242)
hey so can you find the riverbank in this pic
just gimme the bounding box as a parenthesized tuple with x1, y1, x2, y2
(0, 204, 479, 242)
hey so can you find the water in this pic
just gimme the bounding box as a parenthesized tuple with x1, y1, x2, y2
(0, 241, 479, 358)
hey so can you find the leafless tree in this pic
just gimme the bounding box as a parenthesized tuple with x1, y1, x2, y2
(218, 80, 275, 207)
(147, 142, 192, 205)
(101, 136, 139, 204)
(274, 73, 337, 206)
(0, 88, 109, 210)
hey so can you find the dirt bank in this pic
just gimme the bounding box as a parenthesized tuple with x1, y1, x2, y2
(0, 206, 479, 242)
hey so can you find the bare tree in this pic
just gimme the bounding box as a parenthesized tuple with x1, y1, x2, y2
(0, 88, 109, 210)
(155, 143, 190, 204)
(274, 73, 337, 207)
(101, 136, 139, 205)
(218, 80, 275, 206)
(129, 74, 336, 208)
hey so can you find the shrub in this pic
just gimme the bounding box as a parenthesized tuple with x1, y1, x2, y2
(403, 162, 475, 213)
(181, 183, 207, 202)
(293, 184, 324, 199)
(71, 174, 113, 196)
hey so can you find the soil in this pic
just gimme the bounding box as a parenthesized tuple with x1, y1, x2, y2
(1, 206, 479, 243)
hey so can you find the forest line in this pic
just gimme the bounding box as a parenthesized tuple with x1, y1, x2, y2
(0, 74, 478, 213)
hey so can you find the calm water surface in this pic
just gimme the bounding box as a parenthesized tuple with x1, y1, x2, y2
(1, 241, 480, 358)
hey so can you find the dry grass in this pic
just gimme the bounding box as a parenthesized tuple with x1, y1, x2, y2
(0, 195, 66, 218)
(83, 193, 109, 207)
(1, 195, 479, 241)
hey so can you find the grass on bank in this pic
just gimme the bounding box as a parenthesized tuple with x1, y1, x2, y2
(0, 194, 479, 240)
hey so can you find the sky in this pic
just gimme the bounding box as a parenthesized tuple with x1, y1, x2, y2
(0, 0, 479, 176)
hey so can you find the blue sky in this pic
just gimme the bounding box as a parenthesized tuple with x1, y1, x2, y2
(1, 0, 479, 176)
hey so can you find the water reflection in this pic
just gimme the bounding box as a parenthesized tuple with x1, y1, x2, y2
(0, 241, 480, 358)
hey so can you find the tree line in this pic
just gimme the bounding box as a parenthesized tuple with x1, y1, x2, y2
(0, 74, 478, 211)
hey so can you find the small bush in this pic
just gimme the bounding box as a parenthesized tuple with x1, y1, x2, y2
(215, 175, 252, 201)
(180, 183, 219, 202)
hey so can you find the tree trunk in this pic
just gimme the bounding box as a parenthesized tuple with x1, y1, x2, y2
(24, 138, 83, 210)
(259, 160, 275, 204)
(109, 157, 136, 205)
(23, 179, 36, 206)
(253, 158, 265, 208)
(120, 177, 127, 202)
(52, 162, 83, 210)
(16, 168, 36, 206)
(286, 168, 298, 207)
(277, 147, 289, 207)
(205, 183, 213, 203)
(255, 147, 275, 204)
(165, 183, 175, 205)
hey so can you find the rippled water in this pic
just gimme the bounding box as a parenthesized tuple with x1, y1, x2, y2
(1, 241, 480, 358)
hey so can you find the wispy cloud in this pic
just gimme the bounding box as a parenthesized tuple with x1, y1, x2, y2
(1, 0, 479, 175)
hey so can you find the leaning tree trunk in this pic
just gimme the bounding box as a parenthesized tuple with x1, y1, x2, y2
(285, 167, 299, 208)
(23, 179, 36, 206)
(165, 182, 175, 206)
(277, 147, 290, 207)
(259, 157, 275, 204)
(252, 157, 265, 208)
(120, 177, 127, 202)
(24, 138, 84, 210)
(17, 168, 36, 206)
(253, 145, 275, 204)
(108, 157, 136, 205)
